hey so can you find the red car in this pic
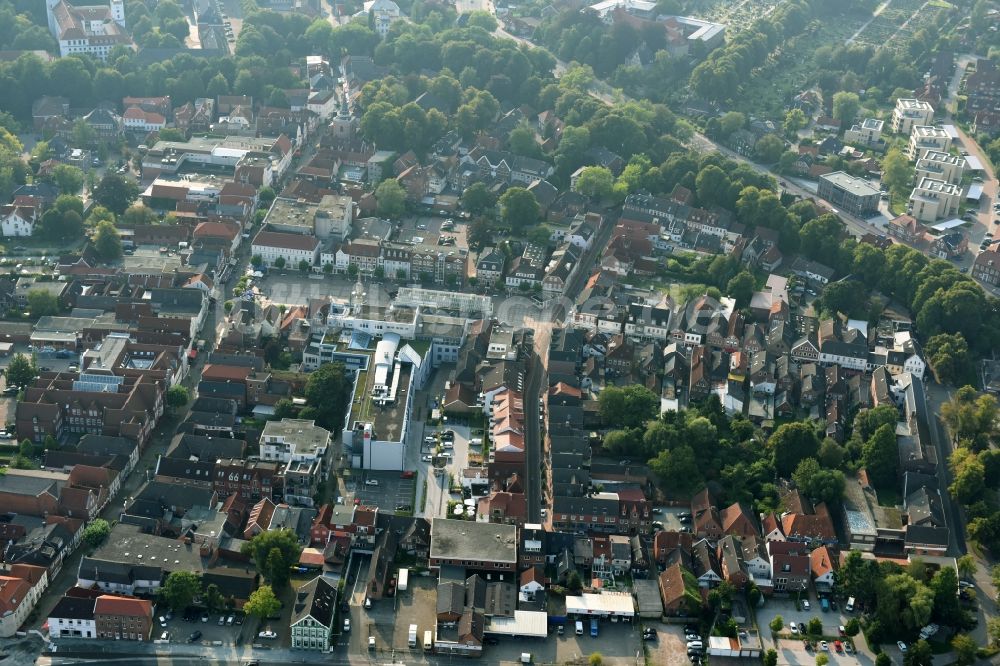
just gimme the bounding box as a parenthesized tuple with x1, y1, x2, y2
(401, 471, 415, 479)
(835, 641, 843, 653)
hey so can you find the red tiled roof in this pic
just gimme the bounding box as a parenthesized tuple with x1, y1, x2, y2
(94, 595, 152, 618)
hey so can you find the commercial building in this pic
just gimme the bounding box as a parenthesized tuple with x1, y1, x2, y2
(251, 229, 321, 269)
(909, 178, 961, 223)
(260, 419, 331, 465)
(564, 591, 636, 619)
(265, 195, 353, 241)
(891, 99, 934, 134)
(428, 519, 518, 572)
(94, 595, 153, 641)
(817, 172, 880, 217)
(140, 135, 294, 186)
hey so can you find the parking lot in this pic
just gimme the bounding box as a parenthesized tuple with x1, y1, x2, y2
(489, 615, 643, 665)
(756, 595, 874, 666)
(641, 621, 692, 666)
(154, 608, 253, 647)
(355, 470, 417, 513)
(652, 505, 693, 533)
(255, 272, 393, 307)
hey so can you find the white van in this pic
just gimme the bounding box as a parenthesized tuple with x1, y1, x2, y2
(846, 597, 855, 613)
(470, 438, 482, 446)
(575, 620, 584, 636)
(423, 630, 433, 651)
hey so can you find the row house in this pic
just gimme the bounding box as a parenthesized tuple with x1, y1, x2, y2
(213, 458, 279, 503)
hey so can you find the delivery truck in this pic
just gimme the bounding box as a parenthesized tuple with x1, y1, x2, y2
(398, 568, 409, 592)
(408, 624, 418, 648)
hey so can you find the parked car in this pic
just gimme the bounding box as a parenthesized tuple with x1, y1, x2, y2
(802, 600, 811, 611)
(365, 479, 379, 486)
(642, 628, 657, 641)
(790, 624, 799, 635)
(820, 641, 828, 651)
(343, 619, 350, 632)
(188, 630, 202, 643)
(258, 630, 277, 639)
(897, 641, 908, 653)
(159, 631, 169, 642)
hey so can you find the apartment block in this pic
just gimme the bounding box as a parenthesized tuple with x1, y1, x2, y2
(915, 151, 965, 185)
(891, 99, 934, 134)
(844, 118, 884, 146)
(908, 177, 961, 223)
(905, 126, 950, 161)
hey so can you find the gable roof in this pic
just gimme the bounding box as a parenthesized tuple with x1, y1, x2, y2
(290, 576, 337, 628)
(94, 594, 152, 618)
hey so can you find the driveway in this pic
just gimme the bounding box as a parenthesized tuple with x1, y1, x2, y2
(756, 596, 875, 666)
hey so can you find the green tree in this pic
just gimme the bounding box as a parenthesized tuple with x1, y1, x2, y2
(244, 584, 281, 619)
(832, 91, 861, 126)
(304, 362, 351, 433)
(792, 458, 846, 505)
(93, 173, 138, 216)
(575, 166, 614, 199)
(764, 649, 778, 666)
(863, 424, 898, 488)
(598, 385, 658, 429)
(924, 333, 974, 386)
(166, 385, 190, 412)
(929, 566, 961, 624)
(567, 570, 583, 593)
(508, 125, 540, 158)
(27, 290, 60, 317)
(49, 164, 85, 195)
(375, 179, 406, 218)
(876, 573, 934, 635)
(465, 9, 497, 31)
(241, 530, 302, 587)
(844, 618, 860, 637)
(92, 220, 123, 261)
(121, 204, 158, 226)
(347, 263, 359, 280)
(726, 271, 755, 308)
(6, 353, 37, 388)
(882, 148, 913, 198)
(274, 257, 286, 270)
(467, 216, 492, 251)
(769, 615, 784, 636)
(498, 187, 540, 234)
(82, 518, 111, 548)
(768, 422, 820, 476)
(988, 616, 1000, 648)
(817, 438, 845, 469)
(588, 653, 603, 666)
(951, 634, 977, 666)
(949, 447, 986, 504)
(754, 134, 785, 163)
(905, 640, 933, 666)
(956, 554, 977, 580)
(649, 444, 701, 493)
(71, 119, 96, 147)
(808, 617, 823, 636)
(461, 182, 494, 214)
(854, 405, 900, 442)
(815, 654, 829, 666)
(941, 385, 999, 450)
(720, 111, 746, 136)
(875, 653, 891, 666)
(203, 583, 224, 612)
(160, 571, 202, 611)
(299, 259, 311, 273)
(783, 109, 807, 137)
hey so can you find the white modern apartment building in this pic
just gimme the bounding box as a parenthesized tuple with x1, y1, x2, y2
(891, 99, 934, 134)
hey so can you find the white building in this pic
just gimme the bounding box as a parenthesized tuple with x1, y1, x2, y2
(1, 205, 38, 237)
(0, 569, 48, 637)
(251, 229, 320, 268)
(915, 151, 966, 185)
(122, 107, 165, 133)
(564, 592, 635, 619)
(366, 0, 401, 38)
(47, 594, 96, 639)
(260, 419, 331, 464)
(908, 177, 961, 223)
(906, 125, 950, 161)
(46, 0, 134, 60)
(891, 99, 934, 135)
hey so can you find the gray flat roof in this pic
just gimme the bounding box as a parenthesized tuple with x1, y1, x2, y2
(820, 171, 880, 197)
(430, 519, 517, 564)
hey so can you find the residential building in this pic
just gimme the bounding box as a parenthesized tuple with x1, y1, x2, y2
(1, 204, 39, 237)
(766, 541, 810, 593)
(817, 172, 880, 217)
(905, 126, 950, 161)
(887, 214, 925, 244)
(929, 231, 967, 259)
(94, 595, 153, 641)
(972, 249, 1000, 287)
(260, 419, 331, 465)
(122, 107, 165, 133)
(843, 118, 884, 146)
(915, 151, 965, 185)
(891, 99, 934, 134)
(475, 247, 506, 286)
(290, 576, 337, 650)
(0, 565, 47, 637)
(45, 0, 133, 60)
(48, 594, 97, 639)
(909, 177, 961, 223)
(428, 519, 517, 572)
(251, 229, 321, 269)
